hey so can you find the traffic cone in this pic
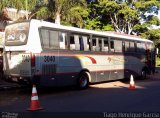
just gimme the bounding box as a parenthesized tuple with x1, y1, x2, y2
(28, 84, 43, 111)
(129, 75, 135, 90)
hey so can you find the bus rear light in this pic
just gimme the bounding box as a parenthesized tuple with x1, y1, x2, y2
(31, 53, 35, 67)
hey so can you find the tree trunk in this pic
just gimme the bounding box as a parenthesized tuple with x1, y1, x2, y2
(127, 22, 132, 35)
(55, 12, 61, 25)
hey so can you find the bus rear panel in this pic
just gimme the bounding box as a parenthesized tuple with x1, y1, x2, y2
(3, 22, 32, 83)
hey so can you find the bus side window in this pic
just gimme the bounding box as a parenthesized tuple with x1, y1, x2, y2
(141, 42, 146, 53)
(40, 29, 50, 49)
(69, 34, 90, 51)
(110, 40, 115, 52)
(114, 39, 122, 53)
(129, 41, 135, 52)
(137, 42, 142, 53)
(122, 41, 125, 52)
(125, 41, 130, 52)
(74, 35, 80, 50)
(59, 32, 68, 49)
(102, 38, 109, 52)
(92, 38, 96, 51)
(69, 35, 80, 50)
(82, 36, 90, 51)
(70, 35, 75, 50)
(79, 36, 84, 51)
(98, 39, 102, 51)
(92, 37, 101, 51)
(49, 30, 59, 49)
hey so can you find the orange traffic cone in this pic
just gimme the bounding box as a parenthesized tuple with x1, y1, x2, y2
(129, 75, 135, 90)
(28, 84, 43, 111)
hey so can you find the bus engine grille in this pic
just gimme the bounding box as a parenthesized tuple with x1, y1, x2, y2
(42, 64, 56, 75)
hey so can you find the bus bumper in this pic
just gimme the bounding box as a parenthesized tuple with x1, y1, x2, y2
(5, 75, 32, 85)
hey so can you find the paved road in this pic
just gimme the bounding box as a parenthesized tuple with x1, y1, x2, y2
(0, 74, 160, 118)
(0, 68, 160, 118)
(0, 80, 20, 90)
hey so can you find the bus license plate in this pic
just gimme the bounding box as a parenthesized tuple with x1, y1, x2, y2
(12, 77, 18, 82)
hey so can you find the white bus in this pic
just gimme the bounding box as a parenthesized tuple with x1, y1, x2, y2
(3, 19, 155, 89)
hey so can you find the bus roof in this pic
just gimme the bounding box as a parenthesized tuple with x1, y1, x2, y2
(29, 19, 152, 43)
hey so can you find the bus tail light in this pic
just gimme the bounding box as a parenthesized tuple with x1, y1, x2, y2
(31, 53, 35, 67)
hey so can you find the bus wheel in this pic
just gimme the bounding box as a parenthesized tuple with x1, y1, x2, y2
(141, 69, 147, 80)
(77, 71, 90, 89)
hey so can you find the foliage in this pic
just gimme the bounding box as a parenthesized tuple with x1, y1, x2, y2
(96, 0, 140, 34)
(85, 17, 102, 30)
(31, 0, 88, 26)
(0, 0, 40, 20)
(141, 29, 160, 46)
(66, 6, 89, 28)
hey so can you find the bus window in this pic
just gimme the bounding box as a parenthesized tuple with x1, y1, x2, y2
(69, 34, 90, 51)
(137, 42, 141, 52)
(40, 29, 59, 49)
(129, 41, 135, 52)
(69, 35, 75, 50)
(82, 36, 90, 51)
(41, 29, 49, 49)
(59, 32, 68, 49)
(74, 35, 80, 50)
(122, 41, 125, 52)
(5, 22, 29, 46)
(137, 42, 143, 53)
(141, 42, 146, 53)
(79, 36, 84, 51)
(69, 34, 80, 50)
(98, 39, 102, 51)
(125, 41, 130, 52)
(114, 40, 122, 53)
(92, 38, 96, 51)
(102, 38, 109, 52)
(50, 30, 59, 49)
(92, 37, 101, 51)
(110, 40, 115, 52)
(147, 42, 153, 51)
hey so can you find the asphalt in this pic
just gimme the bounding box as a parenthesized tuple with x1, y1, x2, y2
(0, 78, 22, 90)
(147, 67, 160, 79)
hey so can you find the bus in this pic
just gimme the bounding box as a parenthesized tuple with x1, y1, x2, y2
(3, 19, 155, 89)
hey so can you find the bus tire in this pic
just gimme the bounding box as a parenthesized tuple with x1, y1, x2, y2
(77, 71, 90, 89)
(141, 68, 147, 80)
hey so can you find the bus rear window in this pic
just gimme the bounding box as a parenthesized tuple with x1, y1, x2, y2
(5, 22, 29, 46)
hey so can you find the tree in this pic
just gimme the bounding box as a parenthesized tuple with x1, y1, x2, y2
(0, 0, 9, 20)
(97, 0, 139, 34)
(133, 0, 160, 35)
(31, 0, 88, 26)
(84, 0, 102, 30)
(0, 0, 40, 21)
(87, 0, 160, 35)
(141, 29, 160, 46)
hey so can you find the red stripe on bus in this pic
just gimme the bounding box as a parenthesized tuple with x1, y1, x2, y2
(85, 56, 97, 64)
